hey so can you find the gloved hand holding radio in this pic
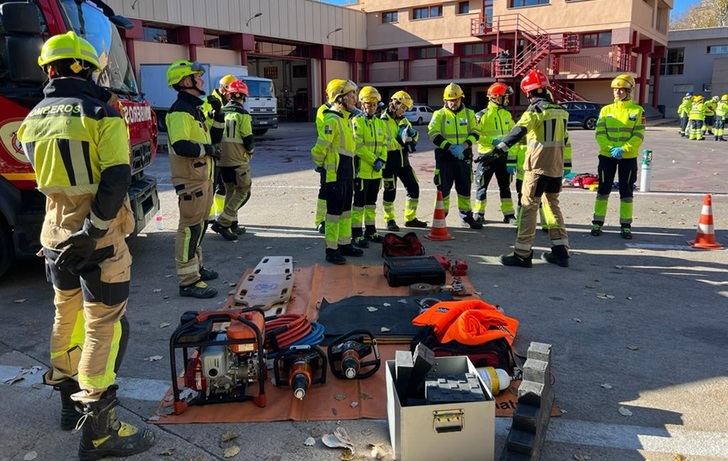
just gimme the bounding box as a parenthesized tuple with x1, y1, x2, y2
(373, 159, 385, 172)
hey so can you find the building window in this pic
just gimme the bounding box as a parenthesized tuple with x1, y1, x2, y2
(707, 45, 728, 54)
(332, 47, 348, 61)
(581, 31, 611, 48)
(413, 5, 443, 20)
(461, 42, 487, 56)
(371, 49, 399, 62)
(292, 65, 307, 78)
(413, 46, 444, 59)
(143, 25, 175, 43)
(660, 47, 684, 75)
(673, 84, 694, 93)
(457, 1, 470, 14)
(509, 0, 549, 7)
(382, 11, 398, 23)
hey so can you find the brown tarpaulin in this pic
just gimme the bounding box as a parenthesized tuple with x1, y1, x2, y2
(155, 264, 557, 423)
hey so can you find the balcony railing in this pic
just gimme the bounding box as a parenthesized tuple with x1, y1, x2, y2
(560, 52, 637, 75)
(460, 61, 494, 79)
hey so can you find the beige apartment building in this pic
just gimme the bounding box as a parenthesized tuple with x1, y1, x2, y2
(106, 0, 670, 118)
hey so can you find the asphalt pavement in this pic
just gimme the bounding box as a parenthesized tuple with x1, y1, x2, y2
(1, 122, 727, 461)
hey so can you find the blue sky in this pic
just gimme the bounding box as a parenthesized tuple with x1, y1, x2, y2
(321, 0, 701, 19)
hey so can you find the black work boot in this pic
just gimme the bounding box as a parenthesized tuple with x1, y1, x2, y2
(500, 251, 533, 268)
(210, 221, 238, 241)
(325, 248, 346, 265)
(503, 214, 517, 225)
(590, 223, 603, 236)
(463, 215, 483, 230)
(199, 266, 218, 281)
(352, 229, 369, 248)
(620, 226, 633, 240)
(231, 221, 246, 235)
(316, 222, 325, 234)
(542, 245, 570, 267)
(77, 386, 155, 461)
(179, 281, 218, 298)
(404, 218, 428, 228)
(366, 232, 384, 243)
(386, 220, 400, 232)
(339, 243, 364, 257)
(51, 378, 82, 431)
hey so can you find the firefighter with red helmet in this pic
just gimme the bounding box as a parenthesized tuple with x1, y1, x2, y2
(210, 80, 254, 240)
(474, 82, 517, 225)
(482, 69, 572, 267)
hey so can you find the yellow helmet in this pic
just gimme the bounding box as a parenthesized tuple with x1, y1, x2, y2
(326, 79, 357, 104)
(167, 60, 204, 87)
(390, 90, 413, 110)
(358, 86, 381, 104)
(219, 74, 237, 88)
(693, 95, 704, 103)
(611, 74, 635, 90)
(37, 31, 100, 71)
(721, 94, 728, 102)
(443, 82, 464, 101)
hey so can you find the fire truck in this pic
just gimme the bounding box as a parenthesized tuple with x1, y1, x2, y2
(0, 0, 159, 277)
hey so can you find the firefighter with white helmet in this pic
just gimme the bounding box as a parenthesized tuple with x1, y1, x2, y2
(591, 74, 645, 240)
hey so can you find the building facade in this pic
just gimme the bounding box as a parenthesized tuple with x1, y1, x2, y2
(107, 0, 670, 118)
(658, 27, 728, 117)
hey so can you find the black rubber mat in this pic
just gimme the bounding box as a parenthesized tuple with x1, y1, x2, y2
(318, 294, 454, 345)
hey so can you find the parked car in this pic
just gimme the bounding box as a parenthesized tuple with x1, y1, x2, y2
(562, 101, 602, 130)
(405, 105, 434, 125)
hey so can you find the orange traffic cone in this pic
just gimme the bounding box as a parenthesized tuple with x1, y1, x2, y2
(426, 191, 454, 241)
(688, 194, 723, 250)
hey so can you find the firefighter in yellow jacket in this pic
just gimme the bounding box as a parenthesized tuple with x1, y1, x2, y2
(351, 86, 388, 247)
(17, 32, 154, 459)
(381, 90, 428, 231)
(210, 80, 254, 240)
(311, 79, 363, 264)
(205, 74, 236, 221)
(474, 82, 517, 225)
(688, 94, 706, 140)
(715, 94, 728, 141)
(484, 70, 572, 267)
(166, 60, 224, 298)
(591, 74, 645, 240)
(428, 83, 482, 229)
(677, 93, 692, 137)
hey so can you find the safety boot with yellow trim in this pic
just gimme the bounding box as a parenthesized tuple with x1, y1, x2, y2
(77, 385, 155, 461)
(179, 280, 218, 298)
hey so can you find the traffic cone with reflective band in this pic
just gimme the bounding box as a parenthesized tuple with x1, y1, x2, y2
(425, 191, 454, 241)
(688, 194, 723, 250)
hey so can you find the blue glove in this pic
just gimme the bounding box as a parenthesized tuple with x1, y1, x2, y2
(398, 126, 413, 143)
(373, 159, 384, 171)
(450, 144, 465, 160)
(506, 166, 516, 175)
(491, 138, 502, 146)
(564, 168, 572, 176)
(610, 147, 624, 159)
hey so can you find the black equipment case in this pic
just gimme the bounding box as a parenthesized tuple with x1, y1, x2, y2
(383, 256, 446, 287)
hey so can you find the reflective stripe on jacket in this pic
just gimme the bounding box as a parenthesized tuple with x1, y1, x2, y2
(17, 78, 134, 249)
(166, 91, 222, 194)
(595, 99, 645, 159)
(427, 105, 479, 152)
(476, 102, 516, 165)
(688, 102, 705, 121)
(352, 113, 389, 179)
(311, 108, 356, 183)
(220, 101, 254, 167)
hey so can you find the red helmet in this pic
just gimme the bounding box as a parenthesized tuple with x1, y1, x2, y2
(520, 69, 549, 95)
(487, 82, 513, 98)
(227, 80, 249, 96)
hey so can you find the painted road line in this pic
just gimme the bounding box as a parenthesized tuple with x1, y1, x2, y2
(3, 365, 728, 457)
(0, 365, 169, 402)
